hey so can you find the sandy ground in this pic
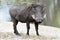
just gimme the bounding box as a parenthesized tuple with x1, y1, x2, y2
(0, 22, 60, 40)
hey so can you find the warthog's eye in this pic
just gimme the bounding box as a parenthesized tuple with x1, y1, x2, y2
(31, 8, 36, 13)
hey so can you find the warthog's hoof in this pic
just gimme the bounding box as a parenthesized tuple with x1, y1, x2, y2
(37, 34, 39, 36)
(14, 32, 20, 35)
(27, 33, 29, 36)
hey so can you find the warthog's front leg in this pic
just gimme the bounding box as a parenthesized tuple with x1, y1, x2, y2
(26, 22, 30, 35)
(35, 22, 39, 36)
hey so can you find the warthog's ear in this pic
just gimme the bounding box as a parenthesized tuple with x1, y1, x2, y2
(31, 4, 35, 6)
(31, 4, 35, 7)
(42, 5, 47, 19)
(41, 4, 47, 14)
(31, 4, 37, 8)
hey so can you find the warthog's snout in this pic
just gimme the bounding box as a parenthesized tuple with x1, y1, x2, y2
(36, 18, 43, 23)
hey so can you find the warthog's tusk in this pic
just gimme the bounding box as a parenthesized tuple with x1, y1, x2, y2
(44, 14, 46, 19)
(31, 15, 36, 19)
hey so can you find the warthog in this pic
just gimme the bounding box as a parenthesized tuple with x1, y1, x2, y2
(9, 4, 46, 36)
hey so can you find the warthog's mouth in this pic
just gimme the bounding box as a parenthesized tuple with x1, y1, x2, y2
(31, 16, 43, 23)
(31, 14, 46, 23)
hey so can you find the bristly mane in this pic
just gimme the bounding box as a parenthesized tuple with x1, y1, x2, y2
(25, 4, 40, 12)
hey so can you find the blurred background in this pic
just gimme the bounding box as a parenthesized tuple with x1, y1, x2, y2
(0, 0, 60, 27)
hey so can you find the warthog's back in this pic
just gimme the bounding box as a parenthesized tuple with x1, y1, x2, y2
(9, 5, 34, 22)
(9, 6, 24, 17)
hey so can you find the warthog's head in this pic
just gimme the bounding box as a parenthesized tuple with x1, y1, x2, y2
(31, 4, 46, 23)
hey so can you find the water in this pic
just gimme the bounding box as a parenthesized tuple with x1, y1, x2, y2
(0, 0, 15, 22)
(0, 6, 11, 22)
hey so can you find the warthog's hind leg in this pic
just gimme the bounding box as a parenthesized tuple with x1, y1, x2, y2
(13, 20, 19, 35)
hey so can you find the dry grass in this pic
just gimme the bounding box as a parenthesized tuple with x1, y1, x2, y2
(0, 22, 60, 40)
(0, 32, 56, 40)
